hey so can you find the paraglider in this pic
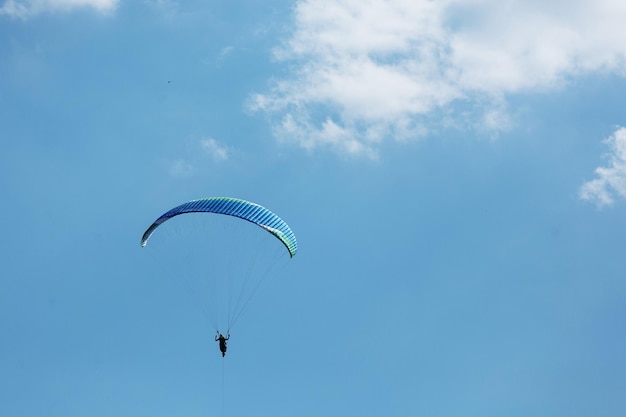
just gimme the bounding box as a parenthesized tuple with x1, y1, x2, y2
(141, 197, 297, 256)
(141, 197, 297, 357)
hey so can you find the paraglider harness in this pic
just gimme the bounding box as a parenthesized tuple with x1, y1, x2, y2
(215, 331, 230, 357)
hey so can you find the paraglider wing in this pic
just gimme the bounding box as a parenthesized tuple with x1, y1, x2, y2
(140, 197, 298, 257)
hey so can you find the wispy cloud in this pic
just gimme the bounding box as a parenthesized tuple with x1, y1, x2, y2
(0, 0, 118, 19)
(145, 0, 179, 19)
(200, 138, 229, 161)
(251, 0, 626, 157)
(579, 127, 626, 207)
(169, 158, 194, 178)
(168, 138, 230, 177)
(218, 46, 234, 62)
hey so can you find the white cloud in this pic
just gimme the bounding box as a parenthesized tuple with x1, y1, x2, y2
(169, 158, 194, 178)
(252, 0, 626, 157)
(200, 138, 229, 161)
(0, 0, 117, 19)
(218, 46, 234, 62)
(146, 0, 177, 15)
(579, 127, 626, 207)
(168, 138, 229, 177)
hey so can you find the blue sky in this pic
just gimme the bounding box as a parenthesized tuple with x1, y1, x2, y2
(1, 1, 626, 416)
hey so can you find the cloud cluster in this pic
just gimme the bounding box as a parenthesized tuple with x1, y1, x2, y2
(579, 127, 626, 207)
(0, 0, 117, 18)
(251, 0, 626, 157)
